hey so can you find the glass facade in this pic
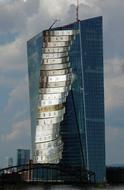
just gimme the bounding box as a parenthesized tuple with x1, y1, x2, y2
(27, 16, 105, 182)
(17, 149, 30, 165)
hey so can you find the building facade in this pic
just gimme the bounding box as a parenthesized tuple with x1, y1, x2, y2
(27, 16, 105, 182)
(17, 149, 30, 166)
(8, 157, 13, 167)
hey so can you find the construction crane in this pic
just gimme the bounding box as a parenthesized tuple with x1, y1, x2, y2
(76, 0, 80, 22)
(48, 19, 59, 30)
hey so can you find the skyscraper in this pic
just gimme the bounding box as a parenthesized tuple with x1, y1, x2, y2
(27, 16, 105, 182)
(17, 149, 30, 166)
(8, 157, 13, 167)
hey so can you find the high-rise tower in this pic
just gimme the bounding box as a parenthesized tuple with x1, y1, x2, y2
(27, 16, 105, 182)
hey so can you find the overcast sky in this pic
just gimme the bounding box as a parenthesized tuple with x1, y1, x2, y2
(0, 0, 124, 167)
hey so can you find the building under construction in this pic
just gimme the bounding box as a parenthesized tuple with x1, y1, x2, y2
(27, 16, 105, 183)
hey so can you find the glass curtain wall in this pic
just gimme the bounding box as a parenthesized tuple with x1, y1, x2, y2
(27, 16, 105, 182)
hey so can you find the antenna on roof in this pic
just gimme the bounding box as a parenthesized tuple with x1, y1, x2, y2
(48, 19, 59, 30)
(76, 0, 79, 22)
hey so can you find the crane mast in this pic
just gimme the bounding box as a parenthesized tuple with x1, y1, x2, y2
(76, 0, 79, 22)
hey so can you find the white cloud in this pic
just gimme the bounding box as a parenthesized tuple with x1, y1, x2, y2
(105, 58, 124, 111)
(0, 74, 18, 87)
(105, 58, 124, 164)
(4, 75, 29, 112)
(0, 39, 26, 73)
(13, 109, 28, 121)
(0, 118, 31, 167)
(4, 119, 30, 142)
(106, 126, 124, 165)
(0, 0, 40, 36)
(40, 0, 68, 17)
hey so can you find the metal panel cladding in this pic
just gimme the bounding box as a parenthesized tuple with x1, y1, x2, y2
(33, 30, 77, 164)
